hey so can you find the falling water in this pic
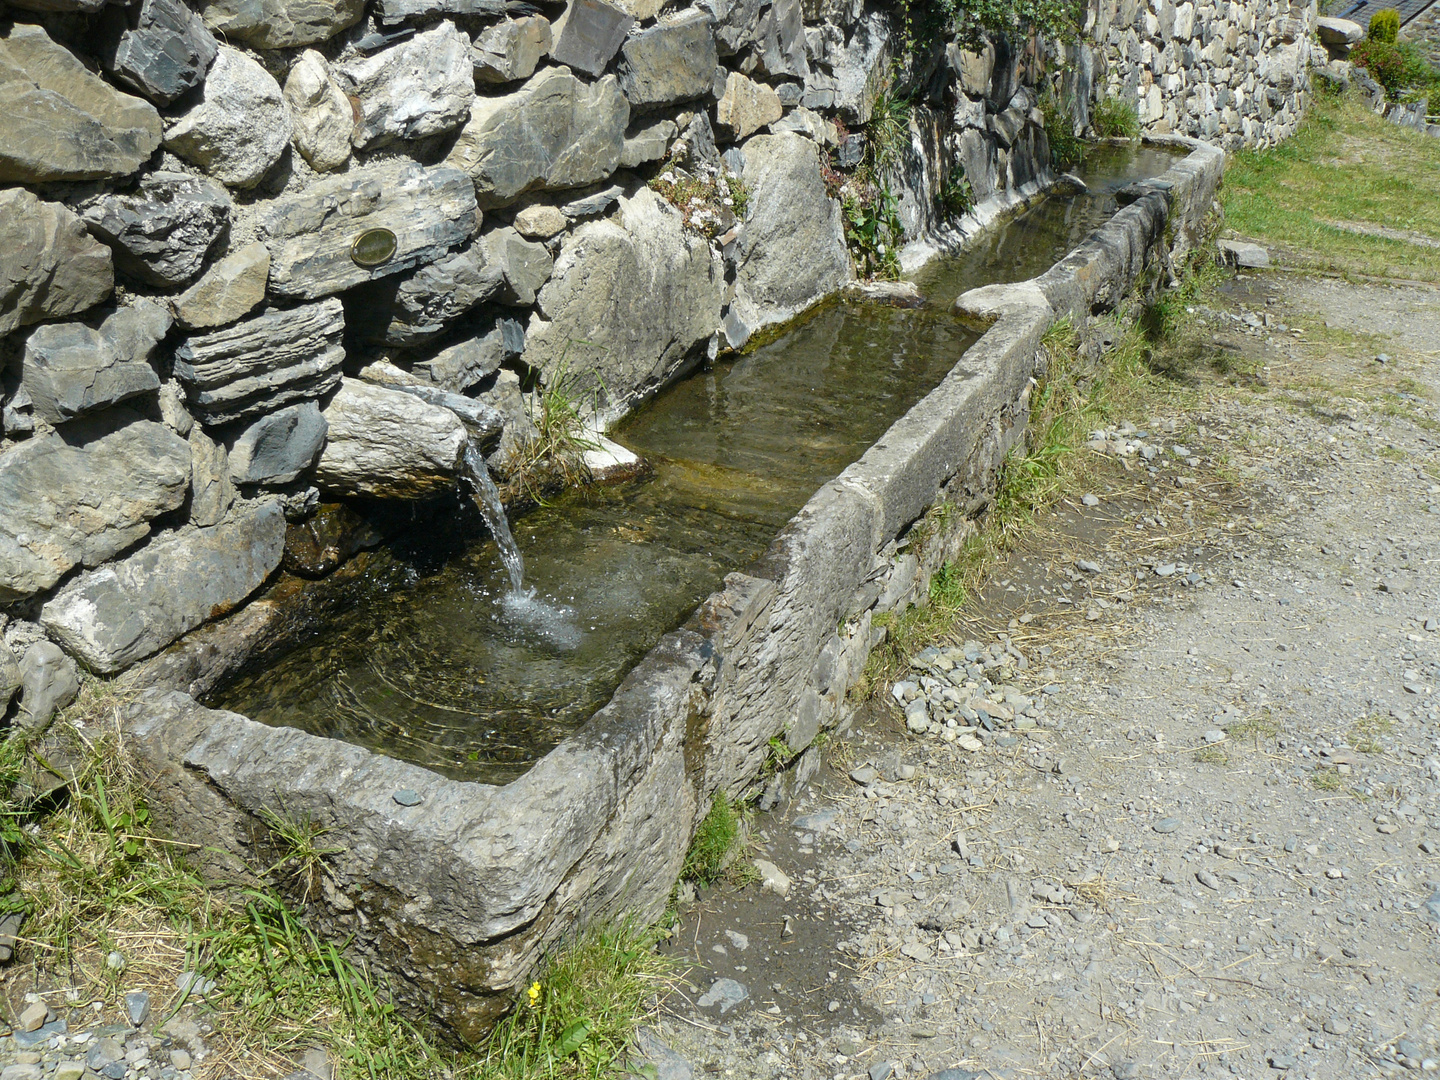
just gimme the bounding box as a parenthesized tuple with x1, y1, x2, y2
(462, 441, 525, 595)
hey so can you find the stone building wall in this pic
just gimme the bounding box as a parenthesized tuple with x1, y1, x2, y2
(0, 0, 1068, 695)
(1091, 0, 1318, 147)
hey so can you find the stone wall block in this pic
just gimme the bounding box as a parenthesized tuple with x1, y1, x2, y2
(0, 190, 115, 338)
(283, 50, 353, 173)
(82, 172, 232, 289)
(444, 67, 628, 210)
(173, 299, 347, 424)
(0, 414, 192, 601)
(172, 243, 270, 332)
(258, 162, 480, 300)
(0, 22, 163, 183)
(40, 501, 288, 674)
(473, 16, 552, 84)
(550, 0, 634, 76)
(336, 22, 474, 150)
(163, 47, 292, 189)
(619, 9, 719, 111)
(21, 300, 171, 425)
(225, 402, 328, 486)
(200, 0, 364, 49)
(100, 0, 218, 105)
(313, 379, 468, 499)
(526, 187, 724, 421)
(188, 427, 236, 527)
(714, 71, 782, 140)
(16, 642, 80, 734)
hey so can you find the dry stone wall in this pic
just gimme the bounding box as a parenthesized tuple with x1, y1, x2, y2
(0, 0, 1072, 700)
(1092, 0, 1316, 147)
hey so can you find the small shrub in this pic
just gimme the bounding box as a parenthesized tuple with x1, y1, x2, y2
(1091, 96, 1141, 138)
(843, 185, 905, 280)
(940, 168, 974, 217)
(865, 76, 914, 174)
(1351, 37, 1440, 99)
(1369, 8, 1400, 44)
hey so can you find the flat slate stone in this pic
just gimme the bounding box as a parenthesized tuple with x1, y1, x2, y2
(550, 0, 634, 77)
(100, 0, 218, 104)
(83, 171, 231, 288)
(0, 22, 163, 183)
(200, 0, 365, 49)
(619, 9, 718, 111)
(41, 501, 287, 674)
(258, 161, 479, 300)
(174, 299, 347, 424)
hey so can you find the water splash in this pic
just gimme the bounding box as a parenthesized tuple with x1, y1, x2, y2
(461, 441, 524, 595)
(461, 441, 582, 650)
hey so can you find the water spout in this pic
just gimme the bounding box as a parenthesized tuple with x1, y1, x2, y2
(462, 441, 524, 595)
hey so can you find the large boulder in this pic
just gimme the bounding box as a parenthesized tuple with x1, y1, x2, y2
(829, 9, 889, 123)
(314, 379, 468, 499)
(257, 162, 480, 300)
(282, 51, 352, 172)
(0, 414, 191, 602)
(1316, 16, 1363, 45)
(525, 187, 723, 418)
(163, 47, 292, 189)
(473, 16, 552, 84)
(224, 402, 328, 485)
(726, 134, 851, 347)
(0, 190, 114, 338)
(21, 301, 171, 425)
(173, 299, 347, 424)
(619, 9, 718, 111)
(444, 66, 628, 210)
(82, 172, 231, 289)
(0, 22, 163, 183)
(15, 642, 80, 734)
(336, 22, 473, 150)
(100, 0, 218, 105)
(171, 242, 270, 331)
(199, 0, 365, 49)
(40, 501, 287, 675)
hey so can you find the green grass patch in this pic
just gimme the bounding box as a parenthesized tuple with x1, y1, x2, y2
(680, 793, 746, 887)
(1310, 768, 1344, 791)
(1222, 94, 1440, 281)
(1350, 712, 1393, 754)
(1091, 96, 1140, 139)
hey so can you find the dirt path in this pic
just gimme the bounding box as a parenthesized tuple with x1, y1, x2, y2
(642, 268, 1440, 1080)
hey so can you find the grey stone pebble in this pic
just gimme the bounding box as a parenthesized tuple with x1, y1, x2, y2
(868, 1062, 894, 1080)
(695, 978, 748, 1014)
(124, 991, 151, 1028)
(1153, 816, 1182, 833)
(392, 788, 422, 806)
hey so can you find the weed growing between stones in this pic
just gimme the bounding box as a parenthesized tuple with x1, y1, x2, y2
(1090, 95, 1141, 139)
(1040, 88, 1085, 169)
(681, 793, 750, 887)
(506, 361, 599, 505)
(646, 170, 748, 239)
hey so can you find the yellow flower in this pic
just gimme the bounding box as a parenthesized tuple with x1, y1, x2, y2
(527, 982, 542, 1009)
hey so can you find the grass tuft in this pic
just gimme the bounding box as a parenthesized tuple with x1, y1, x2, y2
(1091, 96, 1141, 139)
(681, 794, 745, 887)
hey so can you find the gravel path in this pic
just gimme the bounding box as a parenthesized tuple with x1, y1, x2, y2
(645, 270, 1440, 1080)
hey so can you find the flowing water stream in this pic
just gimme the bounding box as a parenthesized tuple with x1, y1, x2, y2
(212, 144, 1182, 784)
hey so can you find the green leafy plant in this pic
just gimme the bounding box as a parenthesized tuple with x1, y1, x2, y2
(1091, 95, 1141, 138)
(843, 185, 905, 280)
(896, 0, 1082, 51)
(681, 793, 742, 886)
(940, 168, 974, 217)
(865, 75, 914, 174)
(1351, 37, 1440, 99)
(1369, 8, 1400, 43)
(1040, 88, 1085, 169)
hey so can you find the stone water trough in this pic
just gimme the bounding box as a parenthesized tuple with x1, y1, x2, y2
(125, 140, 1224, 1042)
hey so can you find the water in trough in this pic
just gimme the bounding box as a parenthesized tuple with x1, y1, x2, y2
(212, 144, 1181, 783)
